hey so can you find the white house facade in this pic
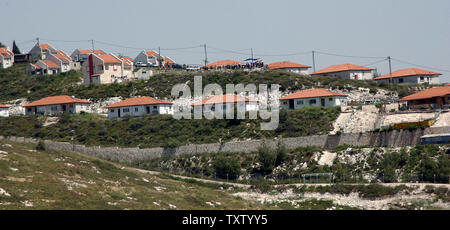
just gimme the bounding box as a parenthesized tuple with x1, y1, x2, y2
(268, 61, 311, 75)
(0, 47, 14, 69)
(24, 95, 91, 115)
(0, 105, 9, 117)
(311, 63, 374, 80)
(374, 68, 441, 85)
(105, 96, 173, 118)
(280, 88, 348, 110)
(192, 94, 259, 116)
(82, 53, 131, 85)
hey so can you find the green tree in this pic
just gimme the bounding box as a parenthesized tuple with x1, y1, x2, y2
(12, 40, 21, 54)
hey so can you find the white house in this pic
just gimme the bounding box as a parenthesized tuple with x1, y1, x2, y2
(311, 63, 374, 80)
(105, 96, 173, 118)
(133, 50, 175, 67)
(70, 49, 105, 62)
(267, 61, 311, 74)
(280, 88, 348, 110)
(82, 53, 134, 85)
(0, 104, 9, 117)
(24, 95, 91, 115)
(27, 60, 61, 75)
(47, 50, 72, 73)
(374, 68, 441, 85)
(0, 47, 14, 69)
(28, 43, 58, 62)
(192, 94, 259, 116)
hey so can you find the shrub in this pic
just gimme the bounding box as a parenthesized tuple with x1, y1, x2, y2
(36, 141, 46, 151)
(275, 143, 288, 166)
(258, 145, 277, 174)
(213, 156, 241, 180)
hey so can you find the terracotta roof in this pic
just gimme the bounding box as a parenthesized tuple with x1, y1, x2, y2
(145, 51, 159, 58)
(39, 43, 52, 50)
(121, 56, 133, 63)
(24, 95, 91, 107)
(54, 50, 72, 62)
(268, 61, 311, 70)
(280, 88, 348, 100)
(79, 49, 105, 54)
(311, 63, 374, 75)
(192, 94, 257, 106)
(41, 60, 60, 69)
(164, 56, 175, 64)
(0, 104, 9, 108)
(31, 63, 41, 69)
(203, 60, 246, 69)
(0, 47, 13, 57)
(399, 85, 450, 101)
(374, 68, 442, 80)
(96, 54, 122, 64)
(105, 97, 172, 108)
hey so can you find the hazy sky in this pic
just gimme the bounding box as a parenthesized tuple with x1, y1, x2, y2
(2, 0, 449, 82)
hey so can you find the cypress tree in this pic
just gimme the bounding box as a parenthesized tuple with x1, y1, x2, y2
(12, 40, 21, 54)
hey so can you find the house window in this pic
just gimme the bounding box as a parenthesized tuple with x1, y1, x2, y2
(69, 104, 74, 108)
(105, 65, 109, 70)
(297, 100, 303, 105)
(309, 99, 317, 104)
(211, 105, 215, 111)
(113, 65, 118, 70)
(420, 76, 424, 81)
(399, 78, 404, 83)
(153, 106, 157, 109)
(329, 98, 333, 101)
(86, 66, 89, 72)
(28, 108, 32, 112)
(51, 106, 58, 111)
(283, 101, 287, 105)
(135, 107, 139, 112)
(123, 108, 130, 113)
(111, 109, 115, 113)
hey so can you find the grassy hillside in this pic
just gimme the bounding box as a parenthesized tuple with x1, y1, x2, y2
(0, 140, 266, 210)
(0, 65, 426, 103)
(0, 107, 340, 148)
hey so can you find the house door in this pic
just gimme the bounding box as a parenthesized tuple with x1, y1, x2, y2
(62, 105, 66, 113)
(146, 106, 150, 114)
(321, 98, 326, 106)
(118, 109, 121, 118)
(289, 100, 295, 109)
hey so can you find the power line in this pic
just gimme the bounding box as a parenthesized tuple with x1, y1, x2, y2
(254, 50, 311, 57)
(391, 58, 450, 73)
(315, 50, 385, 59)
(362, 58, 388, 67)
(40, 38, 91, 43)
(208, 46, 251, 55)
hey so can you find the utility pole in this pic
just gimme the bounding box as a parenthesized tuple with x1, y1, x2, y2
(388, 56, 392, 85)
(158, 46, 162, 68)
(203, 44, 208, 66)
(251, 48, 254, 60)
(90, 39, 95, 51)
(312, 50, 316, 72)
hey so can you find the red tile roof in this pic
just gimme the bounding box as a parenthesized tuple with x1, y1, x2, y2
(0, 47, 13, 57)
(0, 104, 9, 108)
(268, 61, 311, 70)
(31, 63, 41, 70)
(374, 68, 442, 80)
(164, 56, 175, 65)
(192, 94, 257, 106)
(24, 95, 91, 107)
(203, 60, 246, 69)
(79, 49, 105, 54)
(280, 88, 348, 100)
(41, 60, 60, 69)
(311, 63, 374, 75)
(54, 50, 72, 62)
(399, 85, 450, 101)
(39, 44, 53, 50)
(145, 51, 159, 58)
(105, 97, 172, 108)
(96, 54, 122, 64)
